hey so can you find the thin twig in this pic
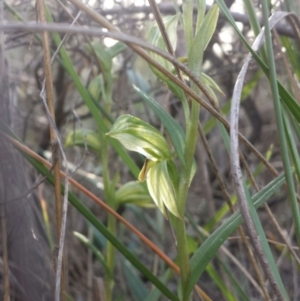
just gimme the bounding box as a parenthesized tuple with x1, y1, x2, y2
(229, 235, 300, 250)
(148, 0, 183, 80)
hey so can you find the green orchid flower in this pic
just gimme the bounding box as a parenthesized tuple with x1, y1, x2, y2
(107, 115, 181, 218)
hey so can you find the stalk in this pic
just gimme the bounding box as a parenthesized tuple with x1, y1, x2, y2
(105, 212, 116, 301)
(101, 73, 116, 300)
(177, 100, 200, 301)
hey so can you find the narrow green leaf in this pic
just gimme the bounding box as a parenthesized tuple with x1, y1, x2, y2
(144, 269, 172, 301)
(201, 73, 224, 95)
(218, 259, 251, 301)
(187, 214, 245, 301)
(261, 0, 300, 253)
(195, 0, 206, 33)
(182, 0, 194, 51)
(282, 110, 300, 234)
(284, 110, 300, 184)
(122, 259, 149, 301)
(199, 4, 219, 52)
(243, 0, 262, 37)
(74, 232, 111, 277)
(185, 172, 287, 297)
(243, 181, 289, 300)
(188, 4, 219, 76)
(280, 36, 300, 80)
(205, 264, 236, 301)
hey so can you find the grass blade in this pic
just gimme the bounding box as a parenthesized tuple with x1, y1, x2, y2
(186, 172, 287, 297)
(243, 181, 289, 300)
(261, 0, 300, 246)
(74, 232, 111, 277)
(122, 259, 149, 301)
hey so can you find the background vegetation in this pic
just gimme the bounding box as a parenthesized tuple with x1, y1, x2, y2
(1, 0, 300, 300)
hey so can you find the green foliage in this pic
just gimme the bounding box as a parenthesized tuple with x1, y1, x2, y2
(188, 4, 219, 76)
(186, 172, 287, 296)
(107, 114, 181, 218)
(6, 0, 300, 300)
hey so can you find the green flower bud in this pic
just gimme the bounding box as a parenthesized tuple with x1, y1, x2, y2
(115, 181, 153, 208)
(65, 129, 101, 152)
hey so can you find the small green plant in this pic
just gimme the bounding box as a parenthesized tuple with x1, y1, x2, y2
(107, 3, 220, 300)
(4, 0, 300, 300)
